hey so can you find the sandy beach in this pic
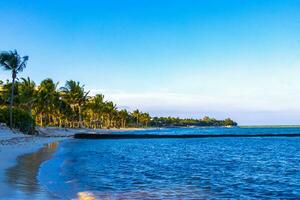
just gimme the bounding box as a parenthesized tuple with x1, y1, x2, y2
(0, 127, 68, 199)
(0, 127, 90, 199)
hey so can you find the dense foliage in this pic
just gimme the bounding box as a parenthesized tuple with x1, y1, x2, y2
(0, 50, 28, 128)
(150, 116, 238, 127)
(0, 78, 153, 129)
(0, 78, 237, 130)
(0, 106, 35, 134)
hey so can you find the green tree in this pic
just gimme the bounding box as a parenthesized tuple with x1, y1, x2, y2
(102, 101, 117, 128)
(87, 94, 105, 128)
(0, 80, 20, 107)
(140, 112, 151, 127)
(60, 80, 89, 127)
(36, 78, 59, 127)
(19, 77, 36, 116)
(0, 50, 28, 129)
(56, 97, 74, 127)
(132, 109, 141, 126)
(119, 109, 129, 128)
(223, 118, 237, 126)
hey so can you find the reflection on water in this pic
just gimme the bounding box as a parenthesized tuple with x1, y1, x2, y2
(5, 142, 58, 199)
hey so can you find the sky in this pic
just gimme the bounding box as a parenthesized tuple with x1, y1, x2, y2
(0, 0, 300, 125)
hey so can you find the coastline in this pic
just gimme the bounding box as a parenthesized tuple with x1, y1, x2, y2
(0, 126, 149, 199)
(1, 126, 300, 199)
(0, 128, 68, 199)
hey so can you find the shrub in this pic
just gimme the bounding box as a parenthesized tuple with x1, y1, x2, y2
(0, 106, 35, 134)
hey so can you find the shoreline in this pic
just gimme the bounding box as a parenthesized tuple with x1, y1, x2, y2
(0, 128, 68, 199)
(0, 126, 300, 199)
(0, 126, 151, 199)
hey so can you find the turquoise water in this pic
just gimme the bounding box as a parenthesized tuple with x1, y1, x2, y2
(39, 127, 300, 199)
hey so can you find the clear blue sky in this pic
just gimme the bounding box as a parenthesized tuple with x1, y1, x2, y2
(1, 0, 300, 125)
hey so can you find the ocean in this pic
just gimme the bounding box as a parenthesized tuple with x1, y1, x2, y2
(35, 127, 300, 199)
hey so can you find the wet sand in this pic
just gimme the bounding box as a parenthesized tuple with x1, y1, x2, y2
(2, 142, 62, 199)
(0, 128, 66, 199)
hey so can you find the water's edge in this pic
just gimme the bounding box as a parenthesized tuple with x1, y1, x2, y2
(5, 127, 300, 199)
(2, 140, 64, 199)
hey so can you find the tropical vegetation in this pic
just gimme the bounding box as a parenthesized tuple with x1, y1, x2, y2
(150, 116, 237, 127)
(0, 50, 237, 133)
(0, 50, 28, 129)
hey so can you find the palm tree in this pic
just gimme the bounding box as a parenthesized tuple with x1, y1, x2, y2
(140, 112, 151, 127)
(132, 109, 140, 127)
(103, 101, 117, 128)
(119, 109, 129, 128)
(1, 80, 22, 104)
(60, 80, 89, 128)
(36, 78, 59, 127)
(0, 50, 28, 129)
(87, 94, 104, 128)
(55, 97, 73, 127)
(19, 77, 36, 116)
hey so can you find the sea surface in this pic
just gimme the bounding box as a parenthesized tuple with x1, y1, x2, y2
(9, 127, 300, 199)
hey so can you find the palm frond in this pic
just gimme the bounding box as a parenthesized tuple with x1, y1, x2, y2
(0, 51, 14, 70)
(17, 55, 29, 72)
(0, 50, 28, 72)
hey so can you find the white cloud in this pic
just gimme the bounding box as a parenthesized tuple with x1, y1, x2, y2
(89, 87, 300, 113)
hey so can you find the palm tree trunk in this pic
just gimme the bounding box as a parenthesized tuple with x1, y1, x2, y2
(78, 105, 82, 128)
(40, 113, 43, 127)
(107, 115, 110, 129)
(29, 105, 32, 118)
(9, 71, 16, 130)
(59, 117, 62, 128)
